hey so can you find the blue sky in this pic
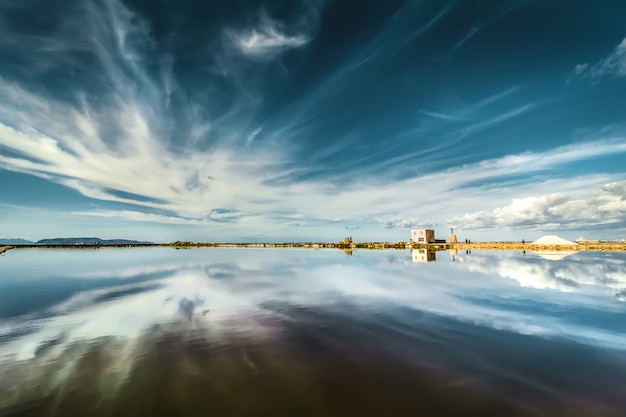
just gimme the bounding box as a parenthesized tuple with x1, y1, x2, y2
(1, 0, 626, 242)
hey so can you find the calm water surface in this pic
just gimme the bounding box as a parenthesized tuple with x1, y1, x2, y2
(1, 248, 625, 416)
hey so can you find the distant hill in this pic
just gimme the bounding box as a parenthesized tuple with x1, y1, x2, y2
(35, 237, 152, 245)
(0, 238, 34, 245)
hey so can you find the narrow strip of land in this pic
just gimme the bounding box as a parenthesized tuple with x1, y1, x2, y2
(1, 241, 625, 254)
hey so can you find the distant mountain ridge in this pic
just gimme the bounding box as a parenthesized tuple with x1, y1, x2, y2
(1, 237, 151, 245)
(36, 237, 152, 245)
(0, 238, 34, 245)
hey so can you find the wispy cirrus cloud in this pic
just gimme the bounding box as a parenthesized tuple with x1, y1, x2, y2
(418, 86, 520, 125)
(223, 4, 321, 60)
(454, 102, 537, 139)
(375, 218, 437, 230)
(229, 19, 308, 58)
(0, 0, 291, 223)
(576, 36, 626, 80)
(71, 209, 208, 225)
(449, 2, 523, 54)
(3, 75, 626, 238)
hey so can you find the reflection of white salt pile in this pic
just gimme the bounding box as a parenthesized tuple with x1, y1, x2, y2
(531, 236, 578, 261)
(532, 235, 577, 245)
(531, 251, 577, 261)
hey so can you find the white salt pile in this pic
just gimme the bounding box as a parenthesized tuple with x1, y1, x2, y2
(532, 235, 577, 245)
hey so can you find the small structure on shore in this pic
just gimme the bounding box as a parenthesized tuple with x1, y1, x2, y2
(411, 229, 435, 243)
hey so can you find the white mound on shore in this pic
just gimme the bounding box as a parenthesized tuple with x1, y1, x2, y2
(532, 235, 577, 245)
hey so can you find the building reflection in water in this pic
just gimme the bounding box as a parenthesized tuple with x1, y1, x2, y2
(411, 249, 436, 263)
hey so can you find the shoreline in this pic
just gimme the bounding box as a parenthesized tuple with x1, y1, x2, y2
(0, 246, 12, 255)
(1, 241, 625, 254)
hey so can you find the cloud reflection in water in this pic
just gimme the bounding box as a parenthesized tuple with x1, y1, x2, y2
(0, 248, 625, 416)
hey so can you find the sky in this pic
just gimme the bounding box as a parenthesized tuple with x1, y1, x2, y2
(1, 0, 626, 243)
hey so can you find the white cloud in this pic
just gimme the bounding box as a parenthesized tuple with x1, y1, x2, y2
(418, 110, 467, 122)
(6, 82, 626, 240)
(0, 1, 296, 226)
(460, 103, 536, 135)
(3, 83, 626, 240)
(234, 27, 307, 56)
(577, 36, 626, 79)
(375, 218, 437, 230)
(449, 180, 626, 230)
(227, 14, 309, 58)
(574, 63, 588, 75)
(72, 210, 208, 225)
(449, 3, 523, 54)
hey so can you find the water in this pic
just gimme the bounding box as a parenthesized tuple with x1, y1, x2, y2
(1, 248, 625, 416)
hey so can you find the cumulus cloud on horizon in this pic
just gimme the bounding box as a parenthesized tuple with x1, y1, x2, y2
(449, 181, 626, 231)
